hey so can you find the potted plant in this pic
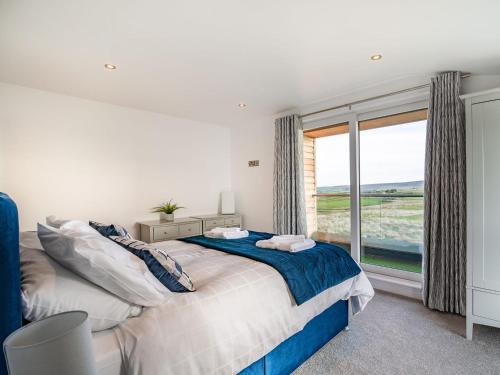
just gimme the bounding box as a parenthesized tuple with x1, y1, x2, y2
(152, 200, 185, 222)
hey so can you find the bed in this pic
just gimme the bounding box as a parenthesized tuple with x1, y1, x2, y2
(0, 193, 374, 375)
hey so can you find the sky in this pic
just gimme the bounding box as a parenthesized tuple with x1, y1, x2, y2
(315, 120, 427, 187)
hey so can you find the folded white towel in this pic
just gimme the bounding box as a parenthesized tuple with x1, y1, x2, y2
(255, 239, 276, 249)
(209, 227, 241, 234)
(256, 236, 315, 252)
(269, 234, 305, 243)
(222, 230, 249, 239)
(277, 238, 316, 252)
(204, 229, 249, 239)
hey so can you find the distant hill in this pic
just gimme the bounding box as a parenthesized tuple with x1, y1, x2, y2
(317, 180, 424, 193)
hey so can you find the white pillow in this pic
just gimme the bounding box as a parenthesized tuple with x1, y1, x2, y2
(20, 245, 143, 331)
(37, 221, 170, 306)
(46, 215, 71, 228)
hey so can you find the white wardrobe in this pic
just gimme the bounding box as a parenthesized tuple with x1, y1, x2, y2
(464, 88, 500, 339)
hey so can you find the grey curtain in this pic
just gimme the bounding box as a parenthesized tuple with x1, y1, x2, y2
(273, 114, 307, 235)
(423, 71, 466, 315)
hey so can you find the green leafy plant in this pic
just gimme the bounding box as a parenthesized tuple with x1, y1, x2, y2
(151, 200, 185, 214)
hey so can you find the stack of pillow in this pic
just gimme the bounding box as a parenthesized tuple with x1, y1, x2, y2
(20, 217, 195, 332)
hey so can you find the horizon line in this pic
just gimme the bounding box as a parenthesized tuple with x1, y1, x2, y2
(317, 180, 424, 188)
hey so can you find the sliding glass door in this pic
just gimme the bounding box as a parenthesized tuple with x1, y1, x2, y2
(304, 109, 427, 278)
(359, 110, 427, 274)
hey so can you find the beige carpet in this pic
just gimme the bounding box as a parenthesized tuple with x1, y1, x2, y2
(294, 291, 500, 375)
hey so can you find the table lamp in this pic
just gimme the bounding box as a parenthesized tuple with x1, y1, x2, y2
(3, 311, 96, 375)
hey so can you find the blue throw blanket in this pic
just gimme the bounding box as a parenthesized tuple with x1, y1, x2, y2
(180, 231, 361, 305)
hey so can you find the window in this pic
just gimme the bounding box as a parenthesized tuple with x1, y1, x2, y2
(304, 108, 427, 277)
(304, 123, 351, 251)
(359, 109, 427, 273)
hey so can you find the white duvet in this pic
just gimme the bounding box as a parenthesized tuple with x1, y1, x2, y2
(113, 240, 374, 375)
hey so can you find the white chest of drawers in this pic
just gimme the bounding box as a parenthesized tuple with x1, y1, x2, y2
(190, 214, 242, 232)
(139, 217, 202, 243)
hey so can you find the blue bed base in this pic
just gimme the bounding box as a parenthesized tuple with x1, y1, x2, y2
(0, 193, 348, 375)
(239, 299, 348, 375)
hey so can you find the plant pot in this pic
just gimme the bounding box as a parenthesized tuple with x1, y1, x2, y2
(160, 212, 174, 222)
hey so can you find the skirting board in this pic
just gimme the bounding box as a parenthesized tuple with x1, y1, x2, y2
(366, 272, 422, 300)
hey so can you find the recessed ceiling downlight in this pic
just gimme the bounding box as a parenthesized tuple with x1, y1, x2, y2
(104, 63, 117, 70)
(370, 54, 382, 61)
(238, 103, 247, 108)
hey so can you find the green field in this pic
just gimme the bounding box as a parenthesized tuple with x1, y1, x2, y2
(314, 191, 424, 273)
(317, 196, 382, 210)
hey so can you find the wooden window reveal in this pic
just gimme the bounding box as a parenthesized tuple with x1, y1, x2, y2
(303, 122, 349, 138)
(359, 108, 428, 131)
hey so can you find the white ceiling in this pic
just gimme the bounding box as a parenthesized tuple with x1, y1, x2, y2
(1, 0, 499, 126)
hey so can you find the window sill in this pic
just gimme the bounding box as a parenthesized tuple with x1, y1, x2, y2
(365, 271, 422, 300)
(362, 262, 422, 282)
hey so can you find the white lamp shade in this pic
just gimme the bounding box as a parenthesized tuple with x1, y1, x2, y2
(3, 311, 96, 375)
(221, 191, 235, 214)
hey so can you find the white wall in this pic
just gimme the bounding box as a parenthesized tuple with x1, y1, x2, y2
(3, 75, 499, 236)
(229, 75, 500, 233)
(0, 83, 231, 236)
(230, 117, 274, 232)
(462, 75, 500, 94)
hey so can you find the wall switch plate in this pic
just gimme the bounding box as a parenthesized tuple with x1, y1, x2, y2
(248, 160, 260, 167)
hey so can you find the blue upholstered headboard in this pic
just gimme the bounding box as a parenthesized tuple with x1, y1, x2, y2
(0, 193, 22, 375)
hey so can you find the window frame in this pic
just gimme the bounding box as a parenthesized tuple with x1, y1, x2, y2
(303, 100, 428, 281)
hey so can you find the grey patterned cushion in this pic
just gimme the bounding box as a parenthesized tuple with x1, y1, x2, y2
(110, 236, 195, 293)
(89, 221, 131, 239)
